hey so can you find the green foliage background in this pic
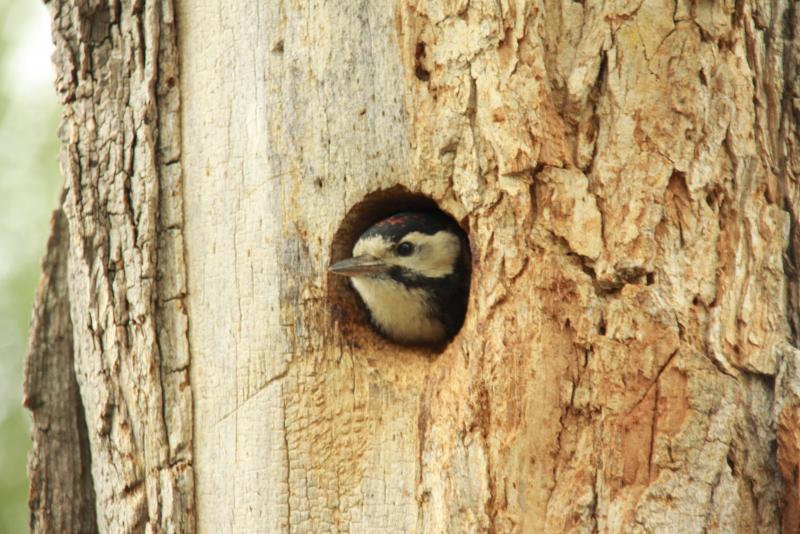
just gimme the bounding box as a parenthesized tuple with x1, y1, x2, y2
(0, 1, 61, 532)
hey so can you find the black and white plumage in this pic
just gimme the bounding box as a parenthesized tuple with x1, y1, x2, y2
(329, 212, 471, 345)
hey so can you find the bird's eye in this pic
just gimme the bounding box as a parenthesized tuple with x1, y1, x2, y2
(395, 242, 414, 256)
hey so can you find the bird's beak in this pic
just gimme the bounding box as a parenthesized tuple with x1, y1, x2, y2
(328, 255, 389, 277)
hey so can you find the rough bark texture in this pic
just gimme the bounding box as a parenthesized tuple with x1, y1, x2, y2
(179, 0, 799, 532)
(775, 4, 800, 531)
(25, 0, 195, 532)
(25, 202, 98, 534)
(29, 0, 799, 532)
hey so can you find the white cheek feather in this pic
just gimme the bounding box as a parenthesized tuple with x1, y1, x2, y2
(392, 231, 461, 278)
(351, 277, 446, 344)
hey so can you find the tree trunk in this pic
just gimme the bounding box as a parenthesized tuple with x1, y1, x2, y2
(26, 1, 193, 532)
(27, 0, 800, 532)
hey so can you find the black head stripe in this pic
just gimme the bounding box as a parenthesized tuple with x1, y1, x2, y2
(362, 212, 459, 243)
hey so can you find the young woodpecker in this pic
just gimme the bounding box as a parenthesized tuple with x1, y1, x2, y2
(329, 212, 470, 345)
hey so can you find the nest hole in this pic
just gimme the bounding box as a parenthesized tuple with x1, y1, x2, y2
(328, 186, 470, 351)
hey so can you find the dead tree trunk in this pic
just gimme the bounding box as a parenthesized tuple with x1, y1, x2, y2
(27, 0, 800, 532)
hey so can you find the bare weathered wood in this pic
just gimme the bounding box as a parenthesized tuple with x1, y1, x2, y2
(180, 0, 800, 531)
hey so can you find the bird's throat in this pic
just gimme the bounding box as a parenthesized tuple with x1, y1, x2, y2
(350, 276, 446, 344)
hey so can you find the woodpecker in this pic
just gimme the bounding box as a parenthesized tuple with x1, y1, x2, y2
(329, 211, 471, 345)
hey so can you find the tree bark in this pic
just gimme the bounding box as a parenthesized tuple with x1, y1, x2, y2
(26, 0, 193, 532)
(25, 201, 97, 534)
(27, 0, 800, 532)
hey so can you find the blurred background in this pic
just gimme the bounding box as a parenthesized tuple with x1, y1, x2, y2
(0, 0, 61, 531)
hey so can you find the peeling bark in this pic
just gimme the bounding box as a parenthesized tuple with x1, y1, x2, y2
(177, 0, 798, 531)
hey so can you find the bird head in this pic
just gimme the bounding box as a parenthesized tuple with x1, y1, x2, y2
(329, 212, 470, 345)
